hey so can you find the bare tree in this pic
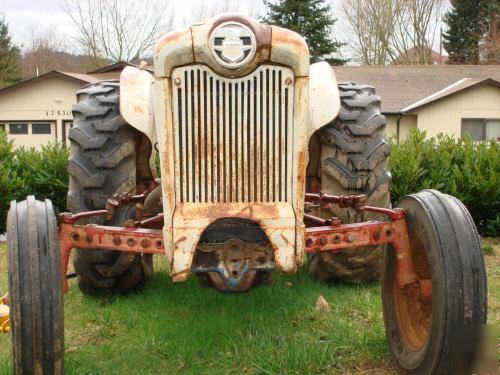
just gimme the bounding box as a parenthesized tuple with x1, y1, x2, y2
(187, 0, 259, 25)
(482, 8, 500, 64)
(62, 0, 174, 68)
(342, 0, 404, 65)
(21, 24, 90, 78)
(390, 0, 445, 64)
(341, 0, 445, 65)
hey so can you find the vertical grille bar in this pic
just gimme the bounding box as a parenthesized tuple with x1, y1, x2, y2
(206, 74, 213, 203)
(285, 87, 292, 202)
(279, 71, 286, 202)
(172, 65, 294, 204)
(256, 73, 262, 202)
(224, 82, 230, 203)
(217, 81, 223, 203)
(174, 85, 183, 202)
(249, 77, 255, 202)
(261, 70, 268, 202)
(199, 70, 206, 203)
(193, 69, 200, 202)
(184, 71, 194, 202)
(239, 81, 248, 202)
(273, 70, 279, 202)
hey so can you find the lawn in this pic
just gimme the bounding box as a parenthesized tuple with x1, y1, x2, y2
(0, 239, 498, 374)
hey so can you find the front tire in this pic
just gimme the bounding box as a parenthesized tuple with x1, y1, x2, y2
(7, 197, 64, 374)
(382, 190, 487, 374)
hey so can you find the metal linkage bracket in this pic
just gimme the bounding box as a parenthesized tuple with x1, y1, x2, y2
(304, 219, 419, 288)
(304, 192, 406, 220)
(303, 194, 430, 302)
(58, 223, 165, 293)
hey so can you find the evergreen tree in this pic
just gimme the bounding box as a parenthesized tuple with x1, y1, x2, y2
(261, 0, 347, 65)
(0, 14, 21, 88)
(443, 0, 495, 64)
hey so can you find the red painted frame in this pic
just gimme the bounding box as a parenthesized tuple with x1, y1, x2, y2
(57, 192, 430, 301)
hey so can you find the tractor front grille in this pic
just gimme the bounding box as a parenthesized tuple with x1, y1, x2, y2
(171, 64, 295, 203)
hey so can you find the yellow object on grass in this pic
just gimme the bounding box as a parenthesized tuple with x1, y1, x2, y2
(0, 294, 9, 333)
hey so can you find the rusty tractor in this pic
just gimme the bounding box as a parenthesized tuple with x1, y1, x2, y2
(4, 14, 486, 374)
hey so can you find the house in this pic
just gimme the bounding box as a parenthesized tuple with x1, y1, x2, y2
(0, 62, 134, 149)
(392, 46, 448, 65)
(1, 63, 499, 150)
(334, 65, 500, 141)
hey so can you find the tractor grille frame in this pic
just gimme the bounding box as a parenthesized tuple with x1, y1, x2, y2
(171, 64, 295, 204)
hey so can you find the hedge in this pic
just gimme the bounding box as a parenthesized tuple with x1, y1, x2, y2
(0, 131, 69, 232)
(0, 130, 498, 236)
(390, 130, 499, 236)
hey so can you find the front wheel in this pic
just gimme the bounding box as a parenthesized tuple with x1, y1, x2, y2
(382, 190, 487, 374)
(7, 197, 64, 374)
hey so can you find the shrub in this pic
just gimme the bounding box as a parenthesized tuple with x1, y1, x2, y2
(0, 131, 69, 232)
(11, 143, 69, 213)
(0, 131, 22, 231)
(390, 130, 499, 236)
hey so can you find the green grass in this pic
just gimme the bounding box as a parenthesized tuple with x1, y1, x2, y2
(0, 239, 498, 374)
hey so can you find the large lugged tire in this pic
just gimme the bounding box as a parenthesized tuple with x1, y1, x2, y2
(7, 197, 64, 374)
(382, 190, 487, 374)
(67, 80, 152, 294)
(308, 82, 390, 283)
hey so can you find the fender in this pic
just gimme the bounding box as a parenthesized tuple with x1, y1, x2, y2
(309, 61, 341, 136)
(119, 66, 156, 145)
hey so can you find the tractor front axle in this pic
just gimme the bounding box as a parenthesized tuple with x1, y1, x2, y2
(55, 192, 429, 301)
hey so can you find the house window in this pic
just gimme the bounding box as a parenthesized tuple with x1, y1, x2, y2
(9, 123, 28, 135)
(461, 119, 500, 141)
(32, 123, 52, 134)
(0, 124, 5, 131)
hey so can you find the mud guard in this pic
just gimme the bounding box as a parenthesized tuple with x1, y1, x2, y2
(308, 61, 340, 135)
(119, 66, 156, 145)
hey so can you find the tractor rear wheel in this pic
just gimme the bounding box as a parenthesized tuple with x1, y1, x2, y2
(7, 197, 64, 374)
(67, 80, 153, 295)
(382, 190, 487, 374)
(308, 82, 390, 283)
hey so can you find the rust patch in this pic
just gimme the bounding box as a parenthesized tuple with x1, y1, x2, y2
(272, 26, 308, 51)
(280, 233, 292, 247)
(175, 203, 282, 223)
(154, 27, 190, 56)
(133, 105, 145, 115)
(296, 149, 307, 186)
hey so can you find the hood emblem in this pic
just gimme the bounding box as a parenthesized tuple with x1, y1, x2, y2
(210, 22, 256, 69)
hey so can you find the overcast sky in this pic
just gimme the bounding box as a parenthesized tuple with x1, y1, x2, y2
(0, 0, 265, 47)
(0, 0, 447, 64)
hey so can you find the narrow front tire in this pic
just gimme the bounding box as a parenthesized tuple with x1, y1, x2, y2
(382, 190, 487, 374)
(7, 197, 64, 375)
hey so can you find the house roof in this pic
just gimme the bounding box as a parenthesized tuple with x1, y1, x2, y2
(392, 46, 448, 65)
(334, 65, 500, 114)
(0, 60, 156, 97)
(402, 78, 500, 113)
(0, 70, 121, 96)
(87, 61, 154, 74)
(87, 61, 134, 74)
